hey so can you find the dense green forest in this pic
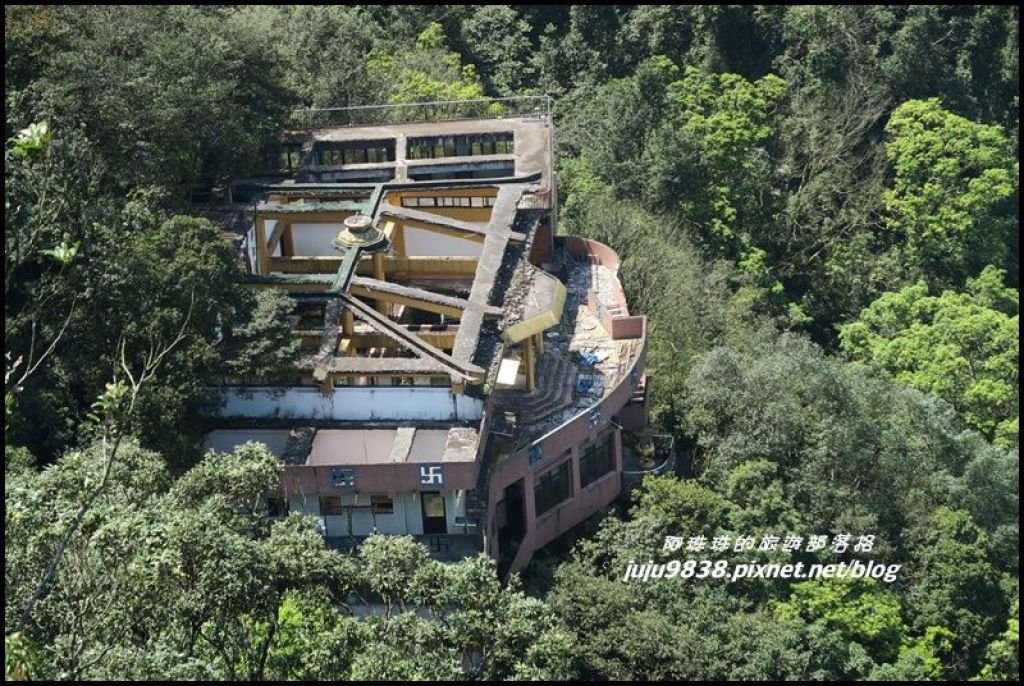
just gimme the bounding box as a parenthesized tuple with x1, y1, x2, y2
(5, 5, 1018, 681)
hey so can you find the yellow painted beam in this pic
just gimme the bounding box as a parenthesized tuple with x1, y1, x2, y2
(395, 218, 486, 243)
(348, 285, 464, 319)
(269, 254, 480, 276)
(393, 223, 406, 256)
(266, 221, 288, 254)
(387, 188, 498, 201)
(503, 280, 567, 345)
(345, 332, 458, 349)
(259, 211, 352, 223)
(255, 216, 269, 275)
(282, 223, 295, 257)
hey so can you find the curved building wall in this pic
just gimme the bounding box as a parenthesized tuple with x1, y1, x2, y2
(486, 237, 649, 573)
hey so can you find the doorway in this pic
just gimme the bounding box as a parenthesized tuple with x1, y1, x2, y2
(501, 480, 526, 545)
(497, 479, 526, 579)
(421, 492, 447, 534)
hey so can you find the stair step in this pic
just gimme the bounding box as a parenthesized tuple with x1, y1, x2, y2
(490, 351, 580, 424)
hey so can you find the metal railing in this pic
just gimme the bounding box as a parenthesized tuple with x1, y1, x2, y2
(288, 95, 553, 130)
(622, 433, 677, 479)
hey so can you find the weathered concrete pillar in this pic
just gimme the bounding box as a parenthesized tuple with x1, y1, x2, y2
(255, 215, 269, 275)
(372, 253, 387, 315)
(524, 337, 535, 393)
(281, 222, 294, 256)
(392, 224, 406, 257)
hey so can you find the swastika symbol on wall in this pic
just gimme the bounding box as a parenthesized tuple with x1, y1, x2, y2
(420, 464, 444, 486)
(331, 468, 355, 490)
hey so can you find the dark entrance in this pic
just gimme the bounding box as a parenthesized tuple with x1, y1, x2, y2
(501, 480, 526, 544)
(497, 479, 526, 578)
(421, 492, 447, 534)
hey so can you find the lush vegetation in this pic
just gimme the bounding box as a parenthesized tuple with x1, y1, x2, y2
(5, 5, 1018, 681)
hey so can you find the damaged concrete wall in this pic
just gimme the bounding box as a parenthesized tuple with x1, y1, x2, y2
(218, 386, 484, 421)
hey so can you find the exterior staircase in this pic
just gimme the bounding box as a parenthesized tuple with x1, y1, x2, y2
(490, 350, 577, 425)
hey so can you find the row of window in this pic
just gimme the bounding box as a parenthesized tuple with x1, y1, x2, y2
(320, 494, 394, 515)
(401, 195, 498, 208)
(278, 147, 303, 171)
(318, 145, 395, 166)
(408, 164, 515, 181)
(533, 434, 615, 517)
(580, 435, 615, 488)
(275, 132, 513, 171)
(407, 133, 514, 160)
(331, 375, 451, 388)
(534, 459, 572, 517)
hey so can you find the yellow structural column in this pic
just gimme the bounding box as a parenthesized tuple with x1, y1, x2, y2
(534, 331, 544, 356)
(392, 223, 406, 257)
(281, 222, 294, 256)
(523, 336, 536, 393)
(255, 215, 269, 275)
(372, 252, 387, 315)
(341, 309, 356, 357)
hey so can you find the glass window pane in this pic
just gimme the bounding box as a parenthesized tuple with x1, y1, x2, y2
(422, 493, 445, 518)
(371, 495, 394, 514)
(534, 460, 572, 516)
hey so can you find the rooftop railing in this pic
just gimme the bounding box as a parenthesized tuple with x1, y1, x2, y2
(288, 95, 553, 130)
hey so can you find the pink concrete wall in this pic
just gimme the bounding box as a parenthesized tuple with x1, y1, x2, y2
(610, 315, 644, 340)
(280, 460, 479, 500)
(486, 311, 648, 573)
(563, 236, 620, 271)
(277, 412, 494, 502)
(566, 237, 642, 337)
(617, 373, 651, 432)
(521, 430, 623, 562)
(529, 222, 553, 265)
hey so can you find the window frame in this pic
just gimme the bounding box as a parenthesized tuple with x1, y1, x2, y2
(319, 495, 344, 515)
(580, 433, 615, 488)
(534, 458, 573, 517)
(370, 495, 394, 515)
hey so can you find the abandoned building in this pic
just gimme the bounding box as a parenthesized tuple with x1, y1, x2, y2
(201, 99, 651, 575)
